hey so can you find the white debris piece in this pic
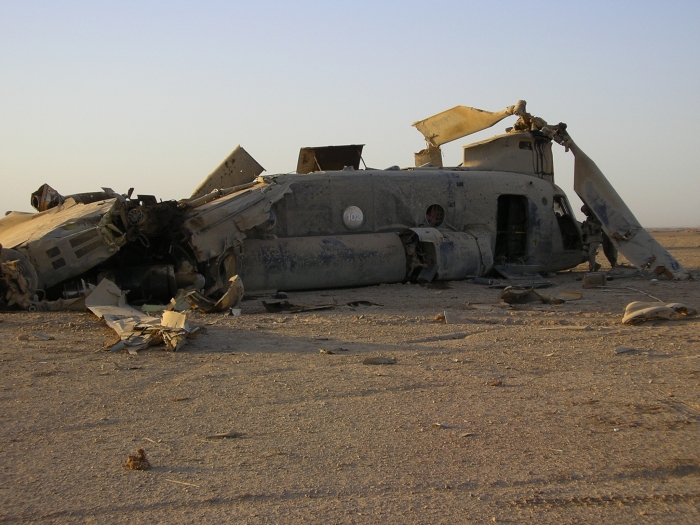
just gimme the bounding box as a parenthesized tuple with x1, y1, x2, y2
(86, 279, 198, 353)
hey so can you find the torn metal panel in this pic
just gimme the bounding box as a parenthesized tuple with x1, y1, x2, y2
(570, 141, 689, 279)
(183, 179, 293, 262)
(0, 199, 114, 248)
(185, 275, 244, 313)
(464, 225, 494, 274)
(412, 104, 516, 147)
(409, 227, 444, 244)
(86, 279, 197, 352)
(498, 287, 580, 305)
(161, 311, 196, 351)
(296, 145, 364, 174)
(190, 146, 265, 200)
(0, 198, 120, 289)
(414, 144, 443, 168)
(85, 279, 161, 352)
(31, 184, 64, 211)
(30, 183, 113, 212)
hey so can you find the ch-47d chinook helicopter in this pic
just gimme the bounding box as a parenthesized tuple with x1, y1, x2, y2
(0, 101, 688, 311)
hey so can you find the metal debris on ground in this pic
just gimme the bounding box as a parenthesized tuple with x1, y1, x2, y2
(347, 301, 383, 307)
(621, 301, 697, 325)
(493, 265, 541, 280)
(499, 287, 581, 305)
(185, 275, 244, 313)
(441, 311, 478, 325)
(363, 357, 397, 365)
(261, 300, 337, 313)
(487, 281, 555, 290)
(86, 279, 199, 353)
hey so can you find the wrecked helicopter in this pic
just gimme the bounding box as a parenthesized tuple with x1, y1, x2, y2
(0, 100, 688, 312)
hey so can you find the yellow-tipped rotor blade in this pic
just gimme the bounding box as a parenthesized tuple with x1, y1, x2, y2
(412, 105, 514, 147)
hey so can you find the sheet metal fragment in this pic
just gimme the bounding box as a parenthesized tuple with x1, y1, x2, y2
(86, 279, 198, 352)
(184, 275, 244, 313)
(621, 301, 697, 324)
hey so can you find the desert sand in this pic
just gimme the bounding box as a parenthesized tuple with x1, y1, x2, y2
(1, 229, 699, 523)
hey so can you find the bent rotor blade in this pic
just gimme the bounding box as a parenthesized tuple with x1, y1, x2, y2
(412, 105, 514, 147)
(571, 142, 688, 279)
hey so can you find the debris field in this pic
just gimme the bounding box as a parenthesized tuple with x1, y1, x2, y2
(1, 229, 698, 524)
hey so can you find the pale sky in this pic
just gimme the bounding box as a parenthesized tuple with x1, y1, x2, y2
(1, 1, 699, 226)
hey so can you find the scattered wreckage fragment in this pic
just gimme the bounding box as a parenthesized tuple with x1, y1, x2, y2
(85, 278, 199, 353)
(621, 301, 697, 324)
(0, 102, 689, 315)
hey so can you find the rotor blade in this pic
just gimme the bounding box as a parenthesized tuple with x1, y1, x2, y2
(571, 141, 688, 279)
(412, 105, 514, 147)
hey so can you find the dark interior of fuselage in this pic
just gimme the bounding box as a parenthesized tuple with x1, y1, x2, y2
(553, 195, 583, 251)
(495, 194, 528, 263)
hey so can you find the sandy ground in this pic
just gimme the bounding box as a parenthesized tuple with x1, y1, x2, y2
(1, 229, 700, 524)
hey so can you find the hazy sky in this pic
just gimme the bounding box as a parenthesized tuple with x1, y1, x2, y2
(1, 1, 699, 226)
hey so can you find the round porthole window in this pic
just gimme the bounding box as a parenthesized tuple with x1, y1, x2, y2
(343, 206, 364, 229)
(425, 204, 445, 227)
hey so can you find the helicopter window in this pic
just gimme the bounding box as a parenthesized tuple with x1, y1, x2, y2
(553, 195, 571, 217)
(425, 204, 445, 227)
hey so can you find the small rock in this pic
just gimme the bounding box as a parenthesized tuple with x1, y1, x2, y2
(123, 449, 151, 470)
(488, 380, 503, 387)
